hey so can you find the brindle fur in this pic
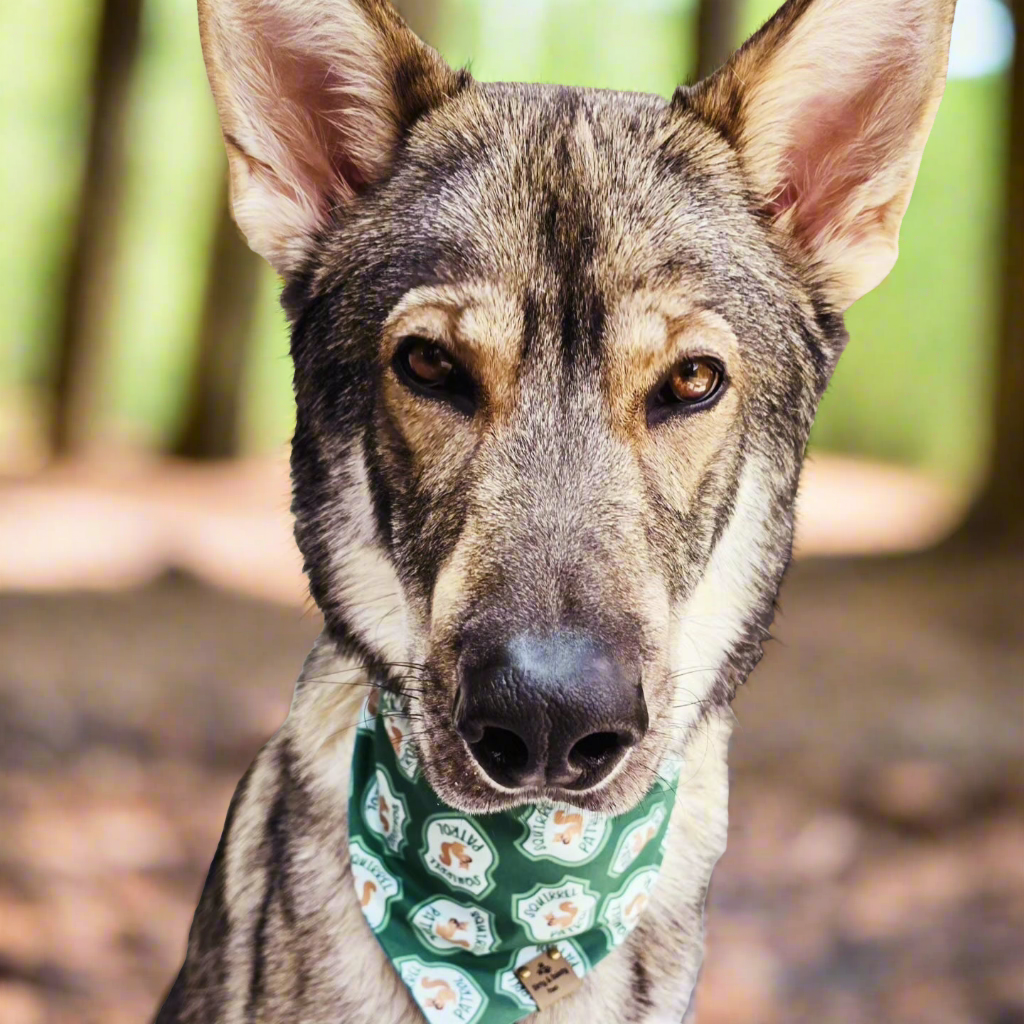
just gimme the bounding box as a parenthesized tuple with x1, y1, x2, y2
(156, 1, 956, 1020)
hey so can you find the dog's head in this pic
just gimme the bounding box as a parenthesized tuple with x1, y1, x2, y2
(200, 0, 955, 813)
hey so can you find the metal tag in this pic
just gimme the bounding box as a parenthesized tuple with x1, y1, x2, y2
(514, 947, 583, 1010)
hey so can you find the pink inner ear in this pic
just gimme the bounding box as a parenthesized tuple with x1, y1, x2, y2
(767, 59, 916, 249)
(290, 56, 374, 196)
(247, 9, 389, 213)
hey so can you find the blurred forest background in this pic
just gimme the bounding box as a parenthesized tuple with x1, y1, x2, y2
(0, 0, 1018, 482)
(0, 1, 1021, 1023)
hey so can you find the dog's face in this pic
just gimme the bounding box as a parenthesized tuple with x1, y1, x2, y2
(200, 0, 955, 813)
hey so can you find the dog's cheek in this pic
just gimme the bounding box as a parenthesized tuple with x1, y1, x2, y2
(375, 396, 480, 612)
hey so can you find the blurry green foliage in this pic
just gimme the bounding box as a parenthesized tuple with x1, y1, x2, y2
(0, 0, 1009, 485)
(1, 0, 99, 391)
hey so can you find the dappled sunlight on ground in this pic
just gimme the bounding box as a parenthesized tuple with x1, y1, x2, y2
(0, 547, 1020, 1024)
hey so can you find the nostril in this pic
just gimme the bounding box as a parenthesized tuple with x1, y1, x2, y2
(474, 727, 530, 773)
(453, 689, 484, 744)
(568, 731, 627, 772)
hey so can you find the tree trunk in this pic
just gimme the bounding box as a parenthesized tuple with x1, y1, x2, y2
(963, 0, 1024, 541)
(694, 0, 742, 80)
(173, 186, 263, 460)
(50, 0, 143, 455)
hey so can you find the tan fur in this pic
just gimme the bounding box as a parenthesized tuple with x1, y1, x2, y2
(380, 283, 528, 474)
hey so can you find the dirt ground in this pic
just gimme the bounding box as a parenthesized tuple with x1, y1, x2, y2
(0, 545, 1021, 1024)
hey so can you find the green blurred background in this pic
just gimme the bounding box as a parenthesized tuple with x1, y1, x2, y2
(0, 0, 1015, 487)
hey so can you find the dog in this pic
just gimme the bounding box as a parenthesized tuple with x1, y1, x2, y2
(155, 1, 956, 1020)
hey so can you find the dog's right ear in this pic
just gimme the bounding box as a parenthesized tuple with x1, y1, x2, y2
(198, 0, 466, 276)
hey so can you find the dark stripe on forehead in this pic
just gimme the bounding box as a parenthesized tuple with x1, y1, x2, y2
(558, 277, 605, 371)
(521, 290, 540, 364)
(533, 96, 607, 371)
(539, 185, 603, 370)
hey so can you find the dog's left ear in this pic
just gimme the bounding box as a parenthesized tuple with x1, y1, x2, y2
(198, 0, 466, 276)
(685, 0, 957, 310)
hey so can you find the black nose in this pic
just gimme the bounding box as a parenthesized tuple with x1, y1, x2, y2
(454, 633, 648, 791)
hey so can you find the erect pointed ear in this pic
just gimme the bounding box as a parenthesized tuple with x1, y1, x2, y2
(198, 0, 467, 275)
(685, 0, 957, 311)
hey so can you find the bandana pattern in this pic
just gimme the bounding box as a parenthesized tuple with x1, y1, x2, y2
(348, 694, 681, 1023)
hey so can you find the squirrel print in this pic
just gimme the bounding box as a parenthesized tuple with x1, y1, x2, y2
(434, 917, 472, 949)
(553, 809, 584, 845)
(386, 721, 403, 757)
(631, 823, 659, 858)
(439, 841, 473, 871)
(545, 900, 579, 930)
(626, 892, 649, 919)
(358, 880, 377, 908)
(421, 978, 456, 1010)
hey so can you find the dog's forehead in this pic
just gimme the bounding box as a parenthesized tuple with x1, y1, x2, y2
(311, 80, 816, 380)
(402, 82, 746, 291)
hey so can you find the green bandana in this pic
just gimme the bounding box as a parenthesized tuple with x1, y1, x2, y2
(348, 692, 681, 1024)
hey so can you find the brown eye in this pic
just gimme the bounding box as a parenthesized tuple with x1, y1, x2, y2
(394, 337, 477, 414)
(403, 339, 453, 387)
(667, 358, 722, 403)
(648, 356, 726, 425)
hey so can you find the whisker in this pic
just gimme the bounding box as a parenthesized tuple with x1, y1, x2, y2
(665, 666, 719, 679)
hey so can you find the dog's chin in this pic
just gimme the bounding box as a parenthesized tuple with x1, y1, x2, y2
(412, 717, 664, 818)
